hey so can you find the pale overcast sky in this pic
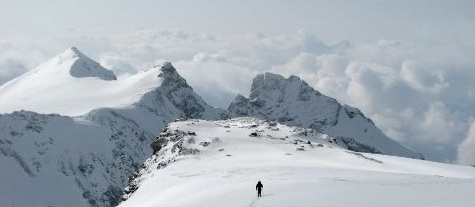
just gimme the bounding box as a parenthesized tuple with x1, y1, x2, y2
(1, 0, 474, 165)
(2, 0, 474, 41)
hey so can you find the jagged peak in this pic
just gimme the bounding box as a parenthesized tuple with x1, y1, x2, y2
(160, 62, 176, 73)
(251, 73, 285, 94)
(253, 72, 285, 83)
(157, 62, 189, 87)
(253, 72, 308, 86)
(157, 62, 178, 77)
(228, 72, 423, 159)
(250, 72, 315, 98)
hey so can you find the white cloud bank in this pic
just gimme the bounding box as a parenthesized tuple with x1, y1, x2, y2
(1, 28, 474, 164)
(457, 121, 475, 166)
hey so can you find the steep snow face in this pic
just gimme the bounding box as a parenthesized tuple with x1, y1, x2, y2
(120, 118, 475, 207)
(61, 47, 117, 80)
(0, 111, 153, 206)
(0, 50, 230, 206)
(228, 73, 423, 159)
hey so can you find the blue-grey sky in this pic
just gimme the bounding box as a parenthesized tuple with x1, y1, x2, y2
(1, 0, 475, 165)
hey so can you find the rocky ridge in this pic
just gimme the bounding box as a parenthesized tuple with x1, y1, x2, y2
(228, 73, 423, 159)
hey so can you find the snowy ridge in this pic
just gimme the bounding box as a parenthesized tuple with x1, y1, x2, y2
(59, 47, 117, 80)
(0, 49, 229, 206)
(0, 47, 437, 207)
(120, 118, 475, 207)
(135, 62, 230, 120)
(228, 73, 423, 159)
(0, 47, 146, 116)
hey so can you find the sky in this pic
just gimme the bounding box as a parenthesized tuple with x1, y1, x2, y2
(1, 0, 474, 165)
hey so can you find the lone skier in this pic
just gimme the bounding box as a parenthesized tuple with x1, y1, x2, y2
(256, 181, 263, 197)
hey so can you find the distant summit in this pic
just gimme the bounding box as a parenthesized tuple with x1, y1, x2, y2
(57, 47, 86, 62)
(0, 47, 144, 115)
(58, 47, 117, 80)
(136, 62, 231, 120)
(229, 72, 424, 159)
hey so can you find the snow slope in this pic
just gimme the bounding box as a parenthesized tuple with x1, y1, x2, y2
(228, 73, 423, 159)
(0, 47, 155, 116)
(120, 118, 475, 207)
(1, 111, 147, 206)
(0, 49, 229, 206)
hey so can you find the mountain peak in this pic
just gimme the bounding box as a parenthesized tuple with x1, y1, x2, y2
(160, 62, 176, 73)
(254, 72, 286, 84)
(55, 47, 117, 81)
(229, 72, 424, 159)
(253, 73, 310, 91)
(157, 62, 188, 87)
(248, 72, 319, 108)
(158, 62, 179, 77)
(57, 47, 85, 63)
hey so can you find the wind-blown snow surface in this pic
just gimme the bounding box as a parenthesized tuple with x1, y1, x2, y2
(229, 73, 423, 159)
(120, 118, 475, 207)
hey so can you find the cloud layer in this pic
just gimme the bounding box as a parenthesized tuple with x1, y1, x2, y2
(457, 121, 475, 166)
(1, 29, 474, 164)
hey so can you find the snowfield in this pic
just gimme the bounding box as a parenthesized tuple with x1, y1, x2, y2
(120, 118, 475, 207)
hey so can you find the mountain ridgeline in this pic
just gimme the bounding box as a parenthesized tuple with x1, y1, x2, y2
(0, 47, 421, 207)
(228, 73, 423, 159)
(0, 48, 229, 207)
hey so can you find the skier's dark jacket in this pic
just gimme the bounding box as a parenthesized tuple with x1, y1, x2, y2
(256, 181, 263, 191)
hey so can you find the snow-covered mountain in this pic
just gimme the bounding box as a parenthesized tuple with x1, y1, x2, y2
(228, 73, 423, 159)
(1, 47, 431, 207)
(0, 48, 229, 206)
(120, 118, 475, 207)
(0, 47, 142, 115)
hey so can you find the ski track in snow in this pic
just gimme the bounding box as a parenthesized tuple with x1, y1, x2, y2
(248, 197, 259, 207)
